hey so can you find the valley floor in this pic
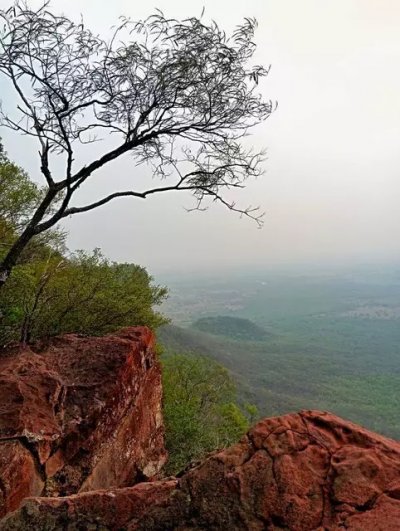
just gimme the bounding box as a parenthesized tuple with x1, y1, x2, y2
(159, 267, 400, 439)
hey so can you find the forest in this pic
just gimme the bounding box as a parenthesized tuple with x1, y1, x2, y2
(159, 269, 400, 439)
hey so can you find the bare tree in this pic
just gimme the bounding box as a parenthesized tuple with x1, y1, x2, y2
(0, 1, 275, 288)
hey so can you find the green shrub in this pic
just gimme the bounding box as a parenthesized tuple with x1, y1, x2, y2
(0, 249, 167, 344)
(162, 351, 257, 475)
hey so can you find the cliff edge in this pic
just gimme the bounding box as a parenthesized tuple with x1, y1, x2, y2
(0, 329, 399, 530)
(0, 327, 166, 518)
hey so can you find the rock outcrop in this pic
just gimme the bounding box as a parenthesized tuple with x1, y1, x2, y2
(0, 327, 166, 518)
(2, 410, 400, 530)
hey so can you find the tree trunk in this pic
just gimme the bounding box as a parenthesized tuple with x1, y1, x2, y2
(0, 226, 36, 290)
(20, 315, 31, 345)
(0, 189, 58, 290)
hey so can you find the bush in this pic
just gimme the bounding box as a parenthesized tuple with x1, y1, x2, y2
(0, 249, 167, 344)
(161, 351, 257, 475)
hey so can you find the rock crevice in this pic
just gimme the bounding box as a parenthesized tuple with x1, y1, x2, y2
(0, 327, 166, 517)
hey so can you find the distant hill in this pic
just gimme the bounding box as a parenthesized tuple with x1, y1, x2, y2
(191, 315, 269, 341)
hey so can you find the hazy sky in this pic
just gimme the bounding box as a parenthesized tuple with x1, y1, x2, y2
(1, 0, 400, 273)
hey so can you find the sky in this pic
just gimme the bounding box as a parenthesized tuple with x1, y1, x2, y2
(1, 0, 400, 274)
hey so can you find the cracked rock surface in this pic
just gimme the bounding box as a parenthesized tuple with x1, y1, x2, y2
(0, 327, 166, 518)
(2, 410, 400, 530)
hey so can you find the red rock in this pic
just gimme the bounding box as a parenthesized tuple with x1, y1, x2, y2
(0, 481, 178, 531)
(0, 442, 44, 518)
(2, 410, 400, 530)
(0, 327, 166, 517)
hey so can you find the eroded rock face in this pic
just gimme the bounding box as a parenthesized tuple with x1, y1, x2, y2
(2, 410, 400, 530)
(0, 327, 166, 518)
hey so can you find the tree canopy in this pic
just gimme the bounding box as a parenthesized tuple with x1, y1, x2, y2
(0, 248, 168, 344)
(0, 2, 274, 287)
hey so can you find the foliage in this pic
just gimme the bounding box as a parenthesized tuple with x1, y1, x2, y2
(0, 147, 42, 259)
(0, 157, 41, 230)
(0, 248, 168, 344)
(192, 315, 268, 340)
(0, 146, 65, 264)
(0, 3, 274, 287)
(161, 351, 256, 475)
(0, 141, 168, 344)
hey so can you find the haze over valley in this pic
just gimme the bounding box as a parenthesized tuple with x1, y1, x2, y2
(159, 264, 400, 439)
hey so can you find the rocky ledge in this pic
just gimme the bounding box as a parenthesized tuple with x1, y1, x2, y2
(0, 328, 399, 530)
(0, 327, 166, 518)
(2, 410, 400, 530)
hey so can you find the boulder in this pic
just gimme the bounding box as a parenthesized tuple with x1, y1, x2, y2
(2, 410, 400, 530)
(0, 327, 166, 518)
